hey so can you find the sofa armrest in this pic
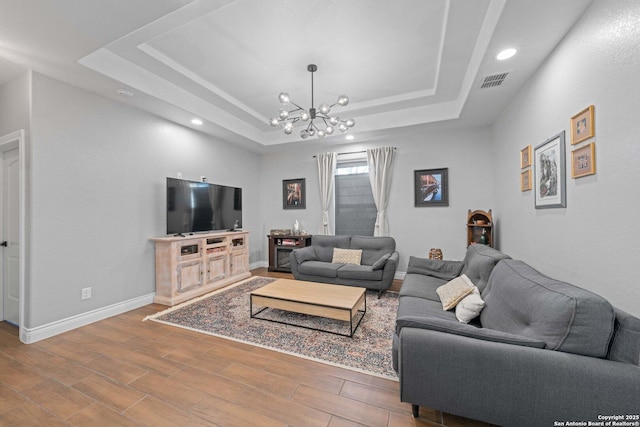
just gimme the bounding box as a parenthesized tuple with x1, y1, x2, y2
(290, 246, 316, 279)
(396, 316, 545, 348)
(379, 251, 399, 290)
(406, 256, 463, 280)
(398, 327, 640, 426)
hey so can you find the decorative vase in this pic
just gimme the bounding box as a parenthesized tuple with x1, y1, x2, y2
(429, 248, 443, 260)
(293, 220, 300, 235)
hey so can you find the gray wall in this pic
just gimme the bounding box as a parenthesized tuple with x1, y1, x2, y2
(492, 0, 640, 316)
(27, 73, 261, 327)
(259, 126, 495, 271)
(0, 71, 29, 135)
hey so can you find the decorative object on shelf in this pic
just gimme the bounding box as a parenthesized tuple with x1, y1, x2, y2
(570, 105, 595, 145)
(269, 64, 355, 139)
(467, 209, 493, 247)
(293, 220, 300, 235)
(534, 131, 566, 209)
(428, 248, 443, 260)
(282, 178, 306, 209)
(414, 168, 449, 207)
(520, 145, 532, 169)
(571, 142, 596, 178)
(521, 170, 532, 191)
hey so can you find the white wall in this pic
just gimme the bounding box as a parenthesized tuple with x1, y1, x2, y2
(259, 126, 495, 271)
(27, 73, 261, 327)
(492, 0, 640, 316)
(0, 71, 30, 136)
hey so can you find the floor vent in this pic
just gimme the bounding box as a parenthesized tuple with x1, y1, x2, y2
(480, 72, 509, 89)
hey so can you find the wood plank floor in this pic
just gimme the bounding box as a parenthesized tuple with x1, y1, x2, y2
(0, 268, 492, 426)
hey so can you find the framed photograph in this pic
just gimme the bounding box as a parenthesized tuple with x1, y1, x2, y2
(521, 170, 532, 191)
(570, 105, 595, 145)
(520, 145, 532, 169)
(534, 131, 566, 209)
(571, 142, 596, 178)
(282, 178, 305, 209)
(414, 168, 448, 207)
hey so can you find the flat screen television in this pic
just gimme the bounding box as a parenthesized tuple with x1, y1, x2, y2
(166, 177, 242, 235)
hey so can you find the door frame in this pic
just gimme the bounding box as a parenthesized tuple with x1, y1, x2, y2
(0, 130, 26, 342)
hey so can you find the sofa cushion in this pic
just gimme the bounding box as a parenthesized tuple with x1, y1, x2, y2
(436, 275, 475, 310)
(350, 235, 396, 265)
(337, 264, 384, 281)
(297, 260, 343, 278)
(406, 256, 463, 280)
(332, 248, 362, 265)
(312, 235, 351, 262)
(460, 244, 511, 292)
(399, 273, 446, 301)
(455, 287, 485, 323)
(480, 260, 615, 358)
(396, 295, 459, 323)
(371, 253, 391, 270)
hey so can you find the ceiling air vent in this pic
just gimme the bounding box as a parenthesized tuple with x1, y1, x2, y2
(480, 72, 509, 89)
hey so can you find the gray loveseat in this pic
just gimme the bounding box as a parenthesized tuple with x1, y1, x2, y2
(290, 235, 399, 297)
(394, 245, 640, 426)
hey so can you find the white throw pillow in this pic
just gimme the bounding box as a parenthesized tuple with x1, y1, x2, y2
(456, 286, 485, 323)
(436, 274, 475, 310)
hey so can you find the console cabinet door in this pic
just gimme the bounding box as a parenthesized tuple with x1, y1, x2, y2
(230, 252, 248, 276)
(207, 255, 227, 283)
(177, 260, 202, 292)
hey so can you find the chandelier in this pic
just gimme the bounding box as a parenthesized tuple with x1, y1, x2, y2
(269, 64, 355, 139)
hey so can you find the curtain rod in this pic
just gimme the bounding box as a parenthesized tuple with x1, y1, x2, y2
(312, 147, 396, 158)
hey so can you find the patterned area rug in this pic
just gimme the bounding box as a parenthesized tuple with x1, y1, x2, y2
(144, 276, 399, 379)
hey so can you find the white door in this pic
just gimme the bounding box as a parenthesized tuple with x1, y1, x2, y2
(2, 147, 20, 325)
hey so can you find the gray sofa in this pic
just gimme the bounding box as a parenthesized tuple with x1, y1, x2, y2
(394, 245, 640, 426)
(290, 235, 399, 297)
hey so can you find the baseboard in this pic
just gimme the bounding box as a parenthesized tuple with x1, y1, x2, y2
(20, 293, 156, 344)
(395, 270, 406, 280)
(251, 260, 268, 270)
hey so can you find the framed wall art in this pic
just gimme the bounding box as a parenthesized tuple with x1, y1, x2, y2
(534, 131, 566, 209)
(570, 105, 595, 145)
(521, 170, 532, 192)
(571, 142, 596, 178)
(520, 145, 532, 169)
(414, 168, 448, 207)
(282, 178, 305, 209)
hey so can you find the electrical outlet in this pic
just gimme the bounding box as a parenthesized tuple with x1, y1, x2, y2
(177, 172, 182, 179)
(81, 287, 92, 300)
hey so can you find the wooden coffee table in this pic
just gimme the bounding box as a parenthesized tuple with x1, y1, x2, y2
(249, 278, 367, 337)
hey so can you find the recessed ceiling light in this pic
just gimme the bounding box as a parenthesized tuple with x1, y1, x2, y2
(497, 48, 517, 60)
(191, 118, 203, 125)
(345, 134, 355, 141)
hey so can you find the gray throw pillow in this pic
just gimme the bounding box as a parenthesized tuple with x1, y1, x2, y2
(372, 253, 391, 270)
(406, 256, 464, 280)
(293, 247, 317, 264)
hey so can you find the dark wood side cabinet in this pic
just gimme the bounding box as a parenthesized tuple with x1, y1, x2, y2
(268, 234, 312, 272)
(467, 209, 493, 248)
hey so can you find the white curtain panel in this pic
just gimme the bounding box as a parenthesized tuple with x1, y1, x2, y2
(316, 152, 337, 235)
(367, 146, 395, 236)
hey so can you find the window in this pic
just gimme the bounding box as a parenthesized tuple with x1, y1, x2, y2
(335, 161, 377, 236)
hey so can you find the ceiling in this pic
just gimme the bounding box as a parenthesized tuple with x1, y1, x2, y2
(0, 0, 592, 152)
